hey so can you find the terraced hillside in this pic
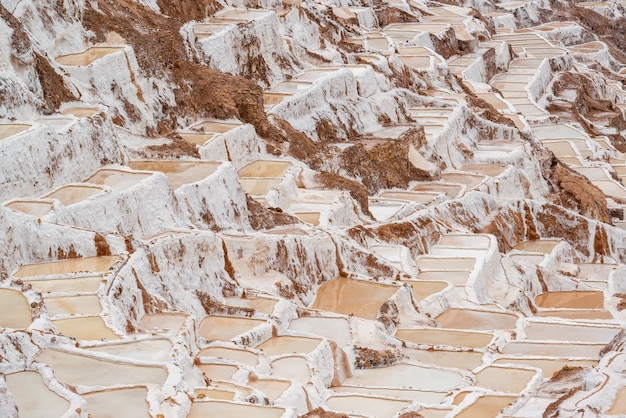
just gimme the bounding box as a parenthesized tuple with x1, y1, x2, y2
(2, 0, 626, 416)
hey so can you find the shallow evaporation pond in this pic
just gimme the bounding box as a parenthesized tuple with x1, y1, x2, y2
(139, 312, 188, 333)
(0, 288, 32, 328)
(247, 378, 291, 402)
(85, 339, 172, 362)
(4, 199, 54, 217)
(437, 234, 492, 249)
(238, 160, 293, 178)
(492, 358, 597, 378)
(44, 294, 102, 316)
(404, 280, 449, 301)
(608, 385, 626, 415)
(412, 183, 463, 197)
(43, 184, 106, 206)
(509, 253, 546, 265)
(523, 322, 619, 343)
(198, 316, 266, 341)
(188, 400, 285, 418)
(197, 364, 239, 381)
(5, 371, 70, 418)
(402, 347, 484, 370)
(460, 163, 509, 176)
(442, 172, 486, 190)
(271, 356, 311, 385)
(512, 239, 561, 253)
(256, 335, 322, 356)
(535, 308, 613, 320)
(342, 363, 463, 391)
(535, 291, 604, 309)
(455, 395, 518, 418)
(223, 296, 277, 315)
(56, 47, 124, 66)
(27, 275, 103, 294)
(435, 308, 518, 330)
(501, 341, 604, 358)
(177, 132, 214, 145)
(238, 177, 283, 195)
(85, 169, 153, 192)
(578, 263, 616, 281)
(83, 387, 149, 418)
(475, 366, 536, 393)
(332, 385, 447, 404)
(0, 123, 31, 140)
(196, 388, 236, 400)
(60, 107, 99, 118)
(533, 125, 586, 140)
(396, 328, 493, 349)
(378, 191, 438, 203)
(14, 255, 120, 278)
(310, 277, 398, 320)
(417, 270, 470, 286)
(326, 394, 412, 418)
(52, 316, 121, 341)
(190, 120, 241, 133)
(197, 346, 258, 367)
(128, 161, 222, 189)
(289, 316, 352, 347)
(35, 349, 167, 386)
(416, 257, 476, 272)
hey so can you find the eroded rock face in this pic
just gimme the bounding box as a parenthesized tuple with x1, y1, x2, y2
(3, 0, 626, 416)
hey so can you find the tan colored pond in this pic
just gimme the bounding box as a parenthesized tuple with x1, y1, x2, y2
(198, 316, 266, 341)
(83, 387, 150, 418)
(44, 295, 102, 316)
(523, 322, 619, 343)
(442, 172, 486, 190)
(35, 349, 167, 386)
(197, 363, 239, 381)
(178, 132, 214, 145)
(417, 257, 476, 271)
(56, 47, 124, 66)
(311, 278, 398, 320)
(608, 386, 626, 415)
(456, 395, 517, 417)
(223, 296, 277, 315)
(492, 358, 597, 378)
(44, 184, 106, 206)
(191, 120, 241, 133)
(248, 377, 291, 402)
(535, 309, 613, 320)
(535, 291, 604, 309)
(403, 280, 449, 301)
(475, 366, 536, 392)
(52, 316, 121, 341)
(5, 371, 70, 418)
(0, 289, 32, 329)
(395, 328, 493, 349)
(412, 183, 463, 197)
(256, 336, 322, 356)
(293, 211, 321, 225)
(139, 312, 188, 333)
(501, 341, 604, 357)
(197, 381, 251, 398)
(27, 275, 103, 294)
(196, 388, 236, 400)
(342, 363, 463, 391)
(510, 253, 546, 265)
(271, 356, 311, 385)
(436, 309, 518, 330)
(4, 199, 54, 217)
(579, 263, 616, 281)
(379, 191, 438, 203)
(238, 160, 293, 178)
(326, 394, 412, 418)
(128, 161, 222, 189)
(402, 348, 484, 370)
(289, 316, 352, 347)
(513, 239, 561, 253)
(0, 123, 31, 140)
(417, 270, 470, 286)
(85, 339, 172, 362)
(188, 400, 285, 418)
(198, 347, 258, 367)
(333, 385, 447, 404)
(238, 177, 283, 195)
(461, 163, 508, 176)
(14, 256, 119, 278)
(438, 234, 491, 248)
(61, 107, 99, 118)
(86, 169, 153, 192)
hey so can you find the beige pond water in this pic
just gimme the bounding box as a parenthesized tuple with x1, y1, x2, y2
(52, 316, 120, 341)
(271, 356, 311, 385)
(402, 348, 484, 370)
(579, 263, 616, 281)
(14, 255, 119, 278)
(523, 322, 619, 343)
(197, 364, 239, 381)
(501, 341, 604, 358)
(326, 395, 412, 418)
(436, 309, 518, 330)
(311, 278, 398, 320)
(128, 161, 221, 189)
(86, 169, 152, 192)
(85, 339, 172, 362)
(248, 378, 291, 401)
(513, 239, 561, 253)
(475, 366, 536, 392)
(343, 363, 463, 391)
(139, 312, 188, 333)
(442, 172, 486, 190)
(293, 211, 321, 225)
(56, 47, 124, 66)
(196, 388, 236, 400)
(395, 328, 493, 349)
(438, 234, 491, 248)
(223, 296, 277, 315)
(197, 346, 258, 367)
(535, 291, 604, 309)
(535, 309, 613, 320)
(238, 160, 293, 177)
(492, 358, 597, 378)
(333, 385, 447, 404)
(83, 387, 150, 418)
(403, 280, 449, 301)
(417, 270, 470, 286)
(190, 120, 241, 133)
(456, 395, 518, 417)
(378, 191, 437, 203)
(0, 123, 31, 140)
(239, 177, 283, 195)
(198, 316, 266, 341)
(416, 257, 476, 271)
(0, 289, 32, 328)
(608, 386, 626, 415)
(44, 295, 102, 316)
(27, 275, 103, 294)
(61, 107, 99, 118)
(188, 400, 285, 418)
(510, 253, 546, 265)
(289, 316, 352, 347)
(44, 184, 106, 206)
(461, 163, 508, 176)
(256, 336, 322, 356)
(36, 349, 167, 386)
(412, 183, 463, 197)
(5, 371, 70, 418)
(178, 132, 214, 145)
(4, 199, 54, 217)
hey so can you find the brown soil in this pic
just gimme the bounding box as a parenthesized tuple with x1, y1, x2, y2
(94, 233, 112, 256)
(245, 196, 302, 230)
(316, 172, 372, 217)
(144, 136, 200, 159)
(34, 52, 76, 113)
(299, 408, 349, 418)
(354, 346, 401, 368)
